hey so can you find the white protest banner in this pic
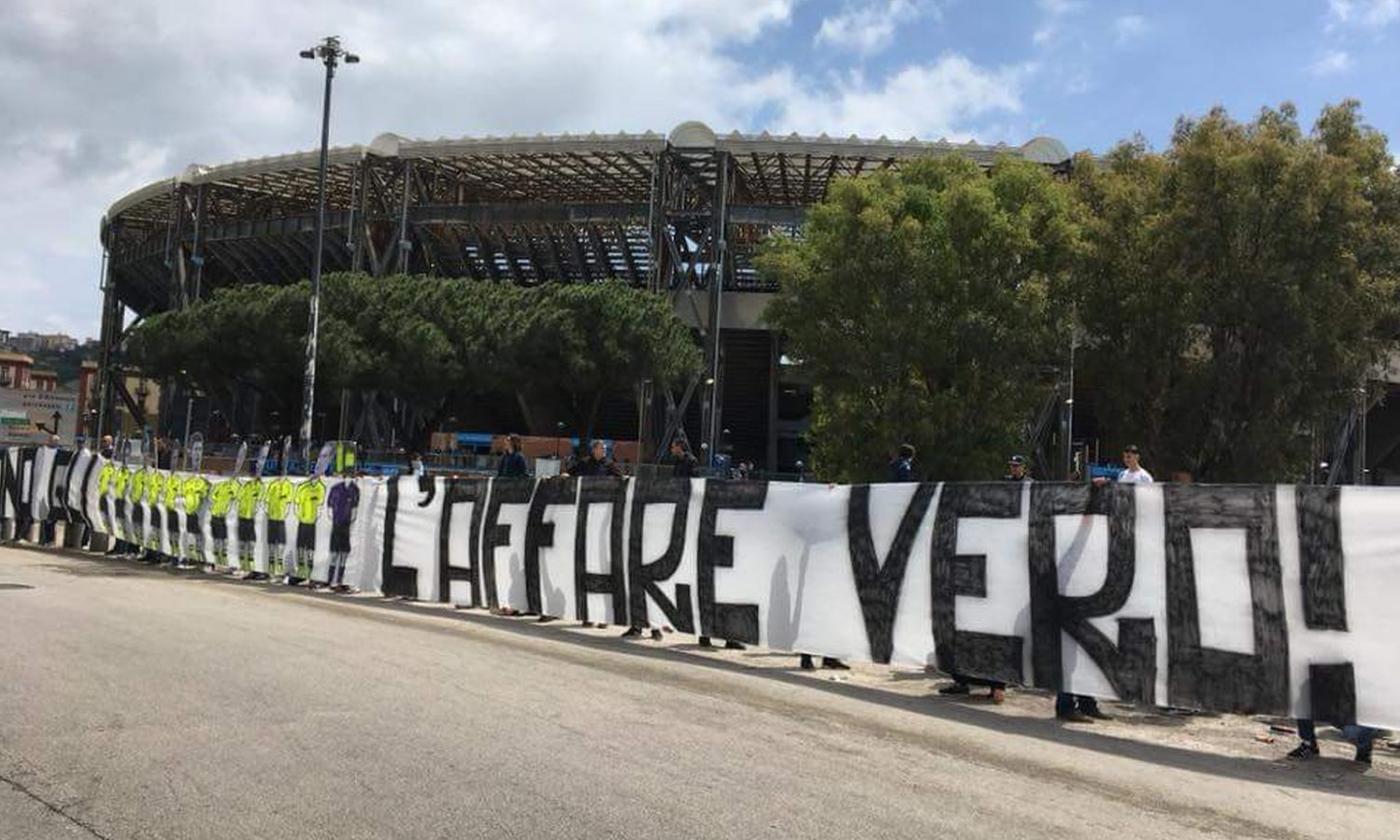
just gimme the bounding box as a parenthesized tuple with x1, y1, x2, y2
(6, 451, 1399, 730)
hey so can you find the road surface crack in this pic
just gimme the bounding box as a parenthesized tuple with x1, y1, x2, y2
(0, 771, 115, 840)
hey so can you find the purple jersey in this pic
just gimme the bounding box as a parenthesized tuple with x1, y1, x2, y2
(327, 481, 360, 525)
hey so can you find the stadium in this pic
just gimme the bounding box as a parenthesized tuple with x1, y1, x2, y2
(98, 120, 1074, 471)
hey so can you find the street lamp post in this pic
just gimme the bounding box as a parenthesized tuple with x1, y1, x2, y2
(297, 36, 358, 469)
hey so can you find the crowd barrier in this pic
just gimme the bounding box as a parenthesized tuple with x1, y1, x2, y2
(2, 445, 1396, 728)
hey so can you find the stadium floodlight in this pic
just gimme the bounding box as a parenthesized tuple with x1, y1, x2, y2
(297, 36, 357, 471)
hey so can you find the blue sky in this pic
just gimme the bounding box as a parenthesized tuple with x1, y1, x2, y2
(3, 0, 1398, 339)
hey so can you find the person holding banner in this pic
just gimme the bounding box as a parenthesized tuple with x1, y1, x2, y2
(1287, 719, 1378, 766)
(939, 455, 1027, 705)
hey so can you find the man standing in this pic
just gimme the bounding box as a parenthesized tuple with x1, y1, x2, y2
(1096, 444, 1153, 486)
(889, 443, 916, 482)
(1060, 447, 1151, 722)
(497, 434, 529, 478)
(678, 437, 745, 651)
(1287, 718, 1377, 766)
(1117, 444, 1152, 483)
(567, 440, 625, 478)
(938, 455, 1024, 704)
(667, 437, 698, 479)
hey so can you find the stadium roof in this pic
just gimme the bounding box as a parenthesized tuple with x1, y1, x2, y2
(104, 121, 1072, 225)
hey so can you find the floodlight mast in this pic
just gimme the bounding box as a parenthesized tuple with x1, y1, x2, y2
(297, 36, 357, 470)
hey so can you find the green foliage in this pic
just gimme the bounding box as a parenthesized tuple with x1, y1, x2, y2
(125, 274, 700, 441)
(1073, 101, 1400, 480)
(761, 156, 1080, 482)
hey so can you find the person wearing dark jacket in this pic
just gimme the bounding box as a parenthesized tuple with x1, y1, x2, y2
(668, 438, 699, 479)
(497, 434, 529, 478)
(889, 443, 916, 482)
(567, 440, 625, 478)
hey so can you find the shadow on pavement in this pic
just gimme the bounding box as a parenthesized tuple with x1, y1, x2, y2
(14, 545, 1400, 806)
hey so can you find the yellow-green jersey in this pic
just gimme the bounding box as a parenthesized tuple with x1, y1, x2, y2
(183, 476, 210, 513)
(148, 471, 167, 508)
(114, 468, 129, 499)
(129, 469, 145, 503)
(236, 479, 264, 520)
(265, 478, 295, 521)
(294, 480, 326, 525)
(163, 473, 181, 509)
(98, 463, 116, 497)
(210, 480, 237, 517)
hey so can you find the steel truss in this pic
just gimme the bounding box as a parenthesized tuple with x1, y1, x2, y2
(99, 126, 1070, 461)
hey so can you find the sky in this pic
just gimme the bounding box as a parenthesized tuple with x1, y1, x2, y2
(4, 0, 1400, 341)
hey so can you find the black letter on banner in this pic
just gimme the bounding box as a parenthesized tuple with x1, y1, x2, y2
(1295, 486, 1347, 631)
(7, 448, 36, 522)
(627, 478, 695, 633)
(48, 449, 73, 519)
(482, 479, 534, 610)
(0, 449, 12, 518)
(1309, 663, 1356, 726)
(524, 477, 577, 615)
(930, 483, 1024, 684)
(380, 478, 416, 598)
(1163, 484, 1289, 714)
(575, 477, 629, 625)
(78, 453, 100, 529)
(1294, 488, 1356, 722)
(1028, 484, 1155, 702)
(437, 477, 488, 606)
(847, 482, 936, 663)
(697, 480, 769, 644)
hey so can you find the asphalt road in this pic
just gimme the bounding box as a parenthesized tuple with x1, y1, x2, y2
(1, 545, 1396, 839)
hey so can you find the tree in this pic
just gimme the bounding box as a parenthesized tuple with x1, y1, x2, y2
(125, 273, 701, 447)
(761, 155, 1081, 482)
(1073, 102, 1400, 480)
(508, 280, 701, 441)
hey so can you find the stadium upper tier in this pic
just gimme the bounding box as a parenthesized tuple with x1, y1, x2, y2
(101, 121, 1073, 315)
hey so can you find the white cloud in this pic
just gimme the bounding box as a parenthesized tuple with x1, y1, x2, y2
(815, 0, 928, 56)
(1033, 0, 1086, 46)
(1328, 0, 1400, 27)
(1113, 14, 1149, 43)
(1310, 48, 1354, 74)
(764, 53, 1028, 141)
(0, 0, 1041, 339)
